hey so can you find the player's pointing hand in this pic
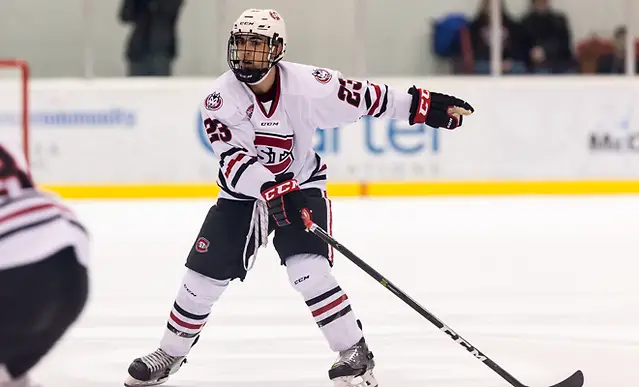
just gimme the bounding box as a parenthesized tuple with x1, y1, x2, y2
(407, 86, 474, 130)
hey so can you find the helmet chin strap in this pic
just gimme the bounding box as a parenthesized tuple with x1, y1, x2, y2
(246, 66, 275, 86)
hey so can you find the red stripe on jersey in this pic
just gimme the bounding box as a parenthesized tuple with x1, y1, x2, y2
(311, 294, 347, 317)
(266, 79, 281, 118)
(253, 66, 281, 118)
(169, 311, 205, 330)
(319, 164, 327, 173)
(367, 84, 382, 116)
(0, 202, 55, 224)
(224, 154, 246, 179)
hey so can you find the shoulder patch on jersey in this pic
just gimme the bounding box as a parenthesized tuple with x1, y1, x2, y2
(204, 92, 223, 111)
(246, 104, 254, 119)
(312, 68, 332, 84)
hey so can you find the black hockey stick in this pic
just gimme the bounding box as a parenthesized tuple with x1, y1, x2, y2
(300, 211, 584, 387)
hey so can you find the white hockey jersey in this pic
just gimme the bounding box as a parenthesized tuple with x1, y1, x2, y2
(0, 142, 89, 271)
(199, 61, 414, 200)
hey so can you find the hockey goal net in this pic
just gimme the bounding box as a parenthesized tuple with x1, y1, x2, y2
(0, 59, 30, 167)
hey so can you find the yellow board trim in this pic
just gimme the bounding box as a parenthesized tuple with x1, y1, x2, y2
(365, 181, 639, 196)
(40, 181, 639, 199)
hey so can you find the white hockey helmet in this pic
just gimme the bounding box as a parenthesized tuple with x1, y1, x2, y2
(227, 8, 287, 84)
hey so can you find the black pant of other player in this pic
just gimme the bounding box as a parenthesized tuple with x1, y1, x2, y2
(0, 246, 88, 387)
(125, 188, 378, 387)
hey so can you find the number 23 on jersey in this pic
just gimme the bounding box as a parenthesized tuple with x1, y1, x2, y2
(204, 118, 233, 144)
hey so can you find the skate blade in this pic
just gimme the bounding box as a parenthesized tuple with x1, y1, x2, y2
(124, 375, 168, 387)
(332, 370, 378, 387)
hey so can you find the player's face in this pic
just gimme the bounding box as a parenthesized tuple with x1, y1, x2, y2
(233, 34, 271, 70)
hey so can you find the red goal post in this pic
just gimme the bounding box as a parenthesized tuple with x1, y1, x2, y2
(0, 59, 30, 166)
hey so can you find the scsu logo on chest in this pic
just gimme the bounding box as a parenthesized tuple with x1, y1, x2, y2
(254, 131, 294, 174)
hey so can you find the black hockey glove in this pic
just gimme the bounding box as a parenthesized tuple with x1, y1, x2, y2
(408, 86, 474, 129)
(260, 173, 308, 228)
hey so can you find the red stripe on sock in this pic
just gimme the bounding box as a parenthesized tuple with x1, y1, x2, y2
(311, 294, 348, 317)
(170, 311, 205, 330)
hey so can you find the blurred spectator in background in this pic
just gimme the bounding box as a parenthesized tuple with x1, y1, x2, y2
(119, 0, 184, 76)
(596, 26, 638, 74)
(520, 0, 575, 74)
(469, 0, 527, 75)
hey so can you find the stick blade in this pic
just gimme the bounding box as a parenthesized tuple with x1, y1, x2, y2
(547, 370, 584, 387)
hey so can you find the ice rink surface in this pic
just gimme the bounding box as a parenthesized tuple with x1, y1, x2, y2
(31, 196, 639, 387)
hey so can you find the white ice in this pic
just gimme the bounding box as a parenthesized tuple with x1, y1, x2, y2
(30, 196, 639, 387)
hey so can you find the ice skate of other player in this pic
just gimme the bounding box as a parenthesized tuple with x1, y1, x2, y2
(124, 7, 473, 387)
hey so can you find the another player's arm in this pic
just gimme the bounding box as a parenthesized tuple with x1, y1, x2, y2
(0, 144, 34, 199)
(200, 109, 276, 200)
(311, 71, 474, 130)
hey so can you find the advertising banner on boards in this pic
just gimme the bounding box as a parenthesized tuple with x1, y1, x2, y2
(1, 77, 638, 185)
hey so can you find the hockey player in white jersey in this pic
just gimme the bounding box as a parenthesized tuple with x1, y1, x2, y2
(125, 8, 473, 387)
(0, 143, 89, 387)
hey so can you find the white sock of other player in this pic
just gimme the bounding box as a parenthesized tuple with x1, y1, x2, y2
(0, 365, 22, 387)
(0, 365, 9, 384)
(287, 254, 363, 352)
(0, 372, 33, 387)
(159, 268, 229, 356)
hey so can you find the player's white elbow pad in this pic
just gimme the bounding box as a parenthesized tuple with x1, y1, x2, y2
(286, 253, 334, 297)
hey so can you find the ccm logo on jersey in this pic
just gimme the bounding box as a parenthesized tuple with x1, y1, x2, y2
(260, 121, 280, 127)
(312, 68, 332, 84)
(262, 179, 299, 201)
(254, 132, 294, 174)
(204, 92, 223, 111)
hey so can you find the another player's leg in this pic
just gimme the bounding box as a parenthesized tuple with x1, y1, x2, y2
(274, 189, 378, 387)
(0, 246, 88, 387)
(124, 199, 262, 387)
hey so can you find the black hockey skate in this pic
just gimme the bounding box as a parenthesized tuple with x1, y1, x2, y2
(328, 337, 378, 387)
(124, 336, 199, 386)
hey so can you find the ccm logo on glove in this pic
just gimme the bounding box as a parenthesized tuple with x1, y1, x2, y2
(261, 173, 308, 228)
(415, 89, 431, 123)
(262, 179, 300, 201)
